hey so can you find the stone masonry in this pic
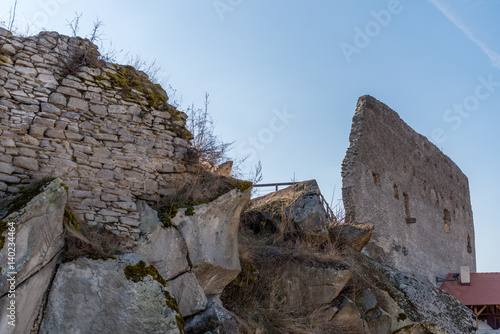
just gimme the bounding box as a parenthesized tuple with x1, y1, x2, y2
(0, 29, 196, 241)
(342, 95, 476, 283)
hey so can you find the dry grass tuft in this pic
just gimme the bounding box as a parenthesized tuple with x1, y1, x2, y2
(63, 206, 126, 262)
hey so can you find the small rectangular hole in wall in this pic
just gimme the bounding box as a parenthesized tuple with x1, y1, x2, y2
(372, 171, 380, 185)
(444, 209, 451, 233)
(403, 192, 416, 223)
(393, 184, 399, 199)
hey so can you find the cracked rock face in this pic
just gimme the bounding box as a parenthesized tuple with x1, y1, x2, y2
(39, 254, 183, 334)
(242, 180, 330, 242)
(0, 178, 67, 334)
(172, 188, 251, 295)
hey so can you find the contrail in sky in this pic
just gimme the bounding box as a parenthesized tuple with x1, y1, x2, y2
(429, 0, 500, 70)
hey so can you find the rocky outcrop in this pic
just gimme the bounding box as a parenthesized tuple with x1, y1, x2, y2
(39, 254, 184, 334)
(242, 179, 330, 241)
(0, 178, 67, 334)
(329, 221, 374, 251)
(172, 188, 251, 295)
(343, 247, 476, 333)
(275, 262, 353, 308)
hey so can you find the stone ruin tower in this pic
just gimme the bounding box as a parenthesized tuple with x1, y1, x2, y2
(342, 95, 476, 283)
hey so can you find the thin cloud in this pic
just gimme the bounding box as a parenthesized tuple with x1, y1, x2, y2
(429, 0, 500, 69)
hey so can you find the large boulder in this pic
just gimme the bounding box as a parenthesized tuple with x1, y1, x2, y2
(242, 180, 329, 241)
(172, 188, 251, 294)
(136, 225, 190, 281)
(276, 261, 353, 308)
(0, 178, 67, 334)
(167, 272, 208, 318)
(329, 222, 374, 251)
(330, 298, 370, 334)
(39, 254, 184, 334)
(185, 296, 249, 334)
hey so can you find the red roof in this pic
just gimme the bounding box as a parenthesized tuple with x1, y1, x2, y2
(440, 273, 500, 306)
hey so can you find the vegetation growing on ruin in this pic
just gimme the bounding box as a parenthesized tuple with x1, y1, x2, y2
(156, 171, 252, 227)
(124, 260, 185, 333)
(63, 207, 125, 262)
(0, 178, 55, 249)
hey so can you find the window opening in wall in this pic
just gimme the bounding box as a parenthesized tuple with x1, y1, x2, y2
(372, 171, 380, 185)
(467, 235, 472, 253)
(404, 192, 416, 223)
(393, 184, 399, 199)
(444, 209, 451, 233)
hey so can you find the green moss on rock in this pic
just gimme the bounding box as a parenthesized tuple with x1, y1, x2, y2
(124, 260, 167, 286)
(0, 178, 56, 250)
(124, 260, 185, 333)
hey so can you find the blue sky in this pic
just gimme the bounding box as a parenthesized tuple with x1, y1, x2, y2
(1, 0, 499, 273)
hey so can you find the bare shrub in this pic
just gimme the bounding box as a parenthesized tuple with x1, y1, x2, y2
(186, 93, 232, 167)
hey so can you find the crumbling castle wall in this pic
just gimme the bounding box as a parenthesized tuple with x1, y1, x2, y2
(342, 95, 476, 283)
(0, 29, 196, 241)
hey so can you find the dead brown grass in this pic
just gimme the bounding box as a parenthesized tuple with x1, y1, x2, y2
(221, 229, 347, 334)
(62, 206, 126, 262)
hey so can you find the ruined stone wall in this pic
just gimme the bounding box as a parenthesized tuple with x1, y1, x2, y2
(342, 95, 476, 283)
(0, 29, 196, 241)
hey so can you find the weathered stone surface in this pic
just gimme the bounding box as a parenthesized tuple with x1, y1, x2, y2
(344, 247, 476, 334)
(242, 180, 329, 241)
(39, 254, 184, 334)
(172, 188, 251, 294)
(330, 298, 370, 334)
(0, 178, 67, 334)
(167, 272, 208, 317)
(136, 225, 190, 281)
(329, 222, 374, 251)
(342, 95, 476, 283)
(0, 31, 198, 239)
(185, 296, 248, 334)
(275, 261, 353, 308)
(12, 156, 39, 171)
(137, 200, 162, 234)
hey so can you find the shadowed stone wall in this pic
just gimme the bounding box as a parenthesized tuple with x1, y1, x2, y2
(342, 95, 476, 283)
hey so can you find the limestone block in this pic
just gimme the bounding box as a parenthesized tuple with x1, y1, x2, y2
(0, 178, 67, 334)
(0, 162, 14, 175)
(1, 44, 15, 55)
(39, 254, 183, 334)
(15, 66, 37, 77)
(37, 74, 58, 87)
(172, 188, 251, 294)
(1, 139, 16, 148)
(136, 225, 190, 281)
(48, 93, 67, 106)
(44, 129, 66, 139)
(67, 97, 89, 111)
(12, 156, 39, 171)
(166, 272, 207, 317)
(41, 103, 61, 114)
(0, 174, 20, 184)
